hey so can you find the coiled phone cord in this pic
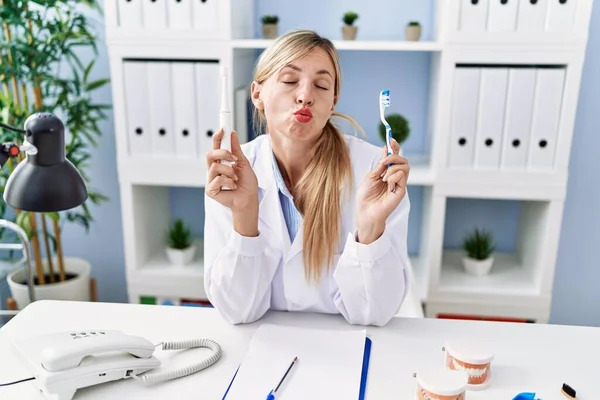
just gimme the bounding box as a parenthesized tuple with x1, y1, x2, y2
(131, 338, 222, 385)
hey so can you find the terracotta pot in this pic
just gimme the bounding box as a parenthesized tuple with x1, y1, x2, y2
(342, 25, 358, 40)
(262, 23, 278, 39)
(406, 25, 422, 41)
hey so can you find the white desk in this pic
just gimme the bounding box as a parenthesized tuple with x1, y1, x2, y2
(0, 300, 597, 400)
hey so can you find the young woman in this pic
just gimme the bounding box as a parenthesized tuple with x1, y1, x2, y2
(204, 29, 411, 327)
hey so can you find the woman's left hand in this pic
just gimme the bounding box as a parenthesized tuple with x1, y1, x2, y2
(355, 138, 409, 244)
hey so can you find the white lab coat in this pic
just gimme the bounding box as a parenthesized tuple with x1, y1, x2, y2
(203, 133, 410, 326)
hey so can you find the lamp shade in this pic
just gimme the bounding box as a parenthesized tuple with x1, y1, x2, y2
(3, 113, 88, 212)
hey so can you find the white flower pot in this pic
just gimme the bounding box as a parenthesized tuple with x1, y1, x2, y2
(462, 256, 494, 276)
(166, 244, 196, 266)
(7, 257, 92, 310)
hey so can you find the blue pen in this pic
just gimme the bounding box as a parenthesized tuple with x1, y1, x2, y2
(266, 356, 298, 400)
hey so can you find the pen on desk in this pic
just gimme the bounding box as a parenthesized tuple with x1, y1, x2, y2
(266, 356, 298, 400)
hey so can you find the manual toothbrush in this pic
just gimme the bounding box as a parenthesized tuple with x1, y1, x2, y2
(379, 89, 392, 167)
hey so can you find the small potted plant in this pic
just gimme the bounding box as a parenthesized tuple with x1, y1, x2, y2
(406, 21, 422, 41)
(166, 219, 196, 266)
(261, 15, 279, 39)
(342, 11, 359, 40)
(378, 113, 410, 156)
(461, 228, 495, 276)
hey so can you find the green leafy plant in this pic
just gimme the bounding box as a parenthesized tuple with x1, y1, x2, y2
(0, 0, 110, 284)
(408, 21, 421, 26)
(261, 15, 279, 24)
(462, 228, 495, 260)
(378, 113, 410, 145)
(167, 219, 193, 250)
(343, 11, 359, 26)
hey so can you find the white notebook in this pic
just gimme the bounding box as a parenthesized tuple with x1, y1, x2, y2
(222, 324, 367, 400)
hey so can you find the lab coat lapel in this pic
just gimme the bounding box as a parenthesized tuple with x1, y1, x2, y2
(255, 137, 292, 255)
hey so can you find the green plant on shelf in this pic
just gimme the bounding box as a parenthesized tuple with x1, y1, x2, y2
(261, 15, 279, 24)
(343, 11, 359, 26)
(378, 113, 410, 145)
(167, 219, 193, 250)
(462, 228, 495, 260)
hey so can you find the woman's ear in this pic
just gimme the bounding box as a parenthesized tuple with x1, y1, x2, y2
(250, 81, 263, 110)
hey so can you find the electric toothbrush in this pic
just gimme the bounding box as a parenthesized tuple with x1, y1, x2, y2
(220, 66, 233, 190)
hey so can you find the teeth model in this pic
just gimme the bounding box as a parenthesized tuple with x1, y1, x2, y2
(419, 388, 464, 400)
(451, 359, 487, 378)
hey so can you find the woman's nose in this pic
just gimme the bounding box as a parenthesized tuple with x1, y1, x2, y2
(296, 86, 314, 106)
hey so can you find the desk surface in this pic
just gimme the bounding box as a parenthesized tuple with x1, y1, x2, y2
(0, 300, 597, 400)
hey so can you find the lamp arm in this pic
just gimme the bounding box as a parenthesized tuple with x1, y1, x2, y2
(0, 219, 36, 309)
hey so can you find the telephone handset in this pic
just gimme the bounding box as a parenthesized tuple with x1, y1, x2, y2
(11, 329, 222, 400)
(40, 330, 156, 372)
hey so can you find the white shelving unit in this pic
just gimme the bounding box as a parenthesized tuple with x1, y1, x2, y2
(104, 0, 594, 321)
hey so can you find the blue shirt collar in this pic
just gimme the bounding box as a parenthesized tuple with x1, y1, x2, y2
(271, 151, 293, 199)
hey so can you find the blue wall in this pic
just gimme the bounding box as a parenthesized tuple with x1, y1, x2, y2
(3, 0, 598, 327)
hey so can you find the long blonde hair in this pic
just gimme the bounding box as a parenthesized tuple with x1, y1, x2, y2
(252, 29, 365, 283)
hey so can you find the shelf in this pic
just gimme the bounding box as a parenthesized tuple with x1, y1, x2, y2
(231, 39, 443, 52)
(405, 154, 434, 186)
(128, 238, 206, 300)
(438, 250, 538, 298)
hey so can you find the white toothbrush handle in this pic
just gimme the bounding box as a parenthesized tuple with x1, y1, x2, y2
(219, 111, 233, 190)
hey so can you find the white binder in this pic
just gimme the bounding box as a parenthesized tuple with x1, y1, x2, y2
(516, 0, 548, 32)
(194, 62, 221, 166)
(501, 68, 536, 170)
(458, 0, 489, 32)
(488, 0, 518, 32)
(546, 0, 577, 32)
(474, 68, 508, 169)
(167, 0, 192, 29)
(147, 62, 176, 157)
(448, 67, 480, 168)
(171, 62, 198, 159)
(192, 0, 219, 31)
(528, 68, 566, 171)
(142, 0, 167, 29)
(123, 62, 152, 156)
(117, 0, 143, 28)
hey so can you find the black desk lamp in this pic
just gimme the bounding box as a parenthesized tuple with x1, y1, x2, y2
(0, 112, 88, 308)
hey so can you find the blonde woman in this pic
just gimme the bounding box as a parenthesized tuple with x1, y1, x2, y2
(204, 29, 411, 327)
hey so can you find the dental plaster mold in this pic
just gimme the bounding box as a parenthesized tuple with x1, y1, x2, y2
(415, 368, 468, 400)
(443, 341, 495, 390)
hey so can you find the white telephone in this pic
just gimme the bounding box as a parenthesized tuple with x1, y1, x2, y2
(11, 329, 222, 400)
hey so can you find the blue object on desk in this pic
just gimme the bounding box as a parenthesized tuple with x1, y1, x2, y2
(222, 337, 373, 400)
(512, 392, 539, 400)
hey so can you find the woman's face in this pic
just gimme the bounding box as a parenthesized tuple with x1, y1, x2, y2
(252, 47, 337, 145)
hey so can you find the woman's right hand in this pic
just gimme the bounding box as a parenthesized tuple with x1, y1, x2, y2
(206, 129, 259, 234)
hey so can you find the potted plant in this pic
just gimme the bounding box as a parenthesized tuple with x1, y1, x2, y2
(0, 0, 110, 310)
(342, 11, 359, 40)
(261, 15, 279, 39)
(378, 113, 410, 156)
(461, 228, 495, 276)
(406, 21, 422, 41)
(166, 219, 196, 266)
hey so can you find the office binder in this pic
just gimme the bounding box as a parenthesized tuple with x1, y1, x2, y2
(147, 62, 175, 157)
(123, 61, 152, 156)
(171, 62, 198, 159)
(194, 62, 220, 162)
(142, 0, 167, 29)
(516, 0, 548, 32)
(192, 0, 219, 31)
(448, 67, 480, 168)
(546, 0, 576, 33)
(458, 0, 488, 33)
(167, 0, 192, 29)
(474, 67, 508, 169)
(117, 0, 142, 28)
(501, 68, 536, 170)
(488, 0, 518, 32)
(222, 337, 372, 400)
